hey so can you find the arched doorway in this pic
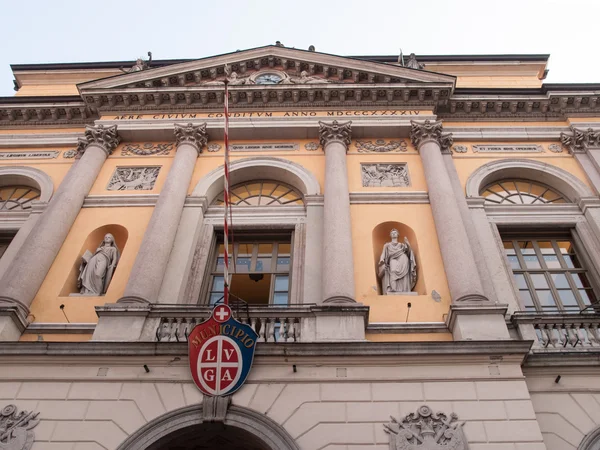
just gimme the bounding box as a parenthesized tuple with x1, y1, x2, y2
(117, 404, 299, 450)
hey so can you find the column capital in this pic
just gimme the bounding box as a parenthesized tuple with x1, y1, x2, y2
(174, 123, 208, 155)
(318, 120, 352, 149)
(410, 120, 453, 152)
(76, 124, 121, 156)
(560, 126, 600, 154)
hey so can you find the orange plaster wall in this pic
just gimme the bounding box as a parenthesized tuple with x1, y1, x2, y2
(28, 207, 154, 324)
(0, 148, 74, 191)
(351, 204, 451, 324)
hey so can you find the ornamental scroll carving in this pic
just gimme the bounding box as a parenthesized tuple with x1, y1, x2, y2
(121, 143, 173, 156)
(107, 167, 160, 191)
(560, 126, 600, 154)
(384, 405, 467, 450)
(76, 124, 121, 157)
(318, 120, 352, 148)
(362, 164, 410, 187)
(174, 123, 208, 154)
(356, 139, 408, 153)
(0, 404, 40, 450)
(410, 120, 453, 152)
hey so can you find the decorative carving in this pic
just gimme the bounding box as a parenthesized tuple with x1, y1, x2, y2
(362, 164, 410, 187)
(384, 405, 467, 450)
(405, 53, 424, 70)
(77, 234, 120, 295)
(318, 120, 352, 148)
(548, 143, 563, 153)
(107, 167, 160, 191)
(356, 139, 408, 153)
(378, 229, 417, 294)
(119, 52, 152, 73)
(207, 143, 222, 152)
(410, 120, 453, 152)
(0, 404, 40, 450)
(305, 142, 320, 151)
(62, 149, 77, 159)
(174, 123, 208, 154)
(227, 72, 248, 85)
(288, 71, 330, 84)
(202, 395, 231, 422)
(560, 126, 600, 153)
(473, 144, 543, 153)
(452, 145, 468, 153)
(76, 124, 121, 156)
(121, 143, 173, 156)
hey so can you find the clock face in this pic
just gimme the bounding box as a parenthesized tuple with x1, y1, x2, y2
(255, 73, 282, 85)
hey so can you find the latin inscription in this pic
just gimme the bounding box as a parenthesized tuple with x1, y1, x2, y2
(111, 110, 423, 120)
(472, 145, 543, 153)
(0, 151, 59, 160)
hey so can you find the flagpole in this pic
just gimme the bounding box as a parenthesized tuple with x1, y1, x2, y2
(223, 72, 231, 306)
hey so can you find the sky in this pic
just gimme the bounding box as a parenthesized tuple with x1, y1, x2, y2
(0, 0, 598, 96)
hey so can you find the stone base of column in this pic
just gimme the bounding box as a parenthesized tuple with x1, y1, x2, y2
(0, 305, 28, 341)
(454, 293, 490, 302)
(117, 295, 151, 305)
(446, 304, 510, 340)
(92, 304, 150, 341)
(323, 296, 357, 305)
(304, 305, 368, 341)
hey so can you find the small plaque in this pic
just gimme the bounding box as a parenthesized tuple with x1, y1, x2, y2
(230, 143, 298, 152)
(0, 151, 59, 160)
(472, 145, 543, 153)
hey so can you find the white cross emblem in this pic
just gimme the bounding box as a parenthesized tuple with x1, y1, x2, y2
(214, 305, 231, 322)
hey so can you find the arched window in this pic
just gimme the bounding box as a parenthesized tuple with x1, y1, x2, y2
(481, 179, 567, 205)
(212, 181, 304, 206)
(0, 185, 41, 211)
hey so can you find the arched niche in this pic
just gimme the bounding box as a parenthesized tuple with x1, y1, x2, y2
(466, 159, 594, 202)
(372, 221, 425, 295)
(116, 404, 299, 450)
(580, 426, 600, 450)
(60, 224, 128, 296)
(192, 156, 321, 204)
(0, 166, 54, 203)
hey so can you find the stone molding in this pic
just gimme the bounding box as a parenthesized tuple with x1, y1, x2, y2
(82, 195, 209, 210)
(174, 122, 208, 154)
(561, 126, 600, 154)
(579, 425, 600, 450)
(76, 124, 120, 156)
(0, 404, 40, 450)
(24, 323, 95, 334)
(192, 156, 321, 201)
(367, 322, 448, 334)
(465, 158, 594, 201)
(446, 303, 509, 329)
(410, 119, 453, 151)
(202, 395, 231, 422)
(318, 120, 352, 149)
(349, 191, 429, 204)
(0, 166, 54, 203)
(0, 306, 29, 332)
(115, 403, 300, 450)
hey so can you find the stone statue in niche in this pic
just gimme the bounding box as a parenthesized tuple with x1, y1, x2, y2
(77, 233, 120, 295)
(378, 229, 417, 294)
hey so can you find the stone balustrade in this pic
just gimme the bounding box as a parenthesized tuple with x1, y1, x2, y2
(513, 312, 600, 351)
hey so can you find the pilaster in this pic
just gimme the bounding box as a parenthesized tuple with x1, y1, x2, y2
(319, 120, 356, 304)
(561, 126, 600, 195)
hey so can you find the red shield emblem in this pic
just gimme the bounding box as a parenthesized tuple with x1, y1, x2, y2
(188, 304, 258, 396)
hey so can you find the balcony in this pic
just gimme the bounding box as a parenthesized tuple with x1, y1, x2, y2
(93, 303, 370, 342)
(512, 312, 600, 351)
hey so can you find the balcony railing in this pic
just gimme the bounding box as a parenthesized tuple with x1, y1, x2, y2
(512, 312, 600, 351)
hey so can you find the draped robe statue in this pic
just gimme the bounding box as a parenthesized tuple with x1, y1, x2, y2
(77, 233, 120, 295)
(378, 229, 417, 294)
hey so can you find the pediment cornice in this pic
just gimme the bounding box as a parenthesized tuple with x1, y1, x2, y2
(78, 46, 456, 91)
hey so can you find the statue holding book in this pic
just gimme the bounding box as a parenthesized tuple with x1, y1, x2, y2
(77, 233, 120, 295)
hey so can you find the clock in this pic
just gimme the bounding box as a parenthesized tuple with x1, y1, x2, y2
(254, 73, 282, 85)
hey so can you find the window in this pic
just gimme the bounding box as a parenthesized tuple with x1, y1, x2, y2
(0, 185, 41, 211)
(504, 236, 598, 312)
(212, 181, 304, 206)
(208, 234, 292, 306)
(0, 233, 13, 260)
(482, 180, 567, 205)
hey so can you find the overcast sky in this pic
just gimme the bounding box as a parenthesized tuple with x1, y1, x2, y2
(0, 0, 598, 96)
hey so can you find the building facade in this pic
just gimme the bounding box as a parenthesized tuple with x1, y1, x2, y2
(0, 45, 599, 449)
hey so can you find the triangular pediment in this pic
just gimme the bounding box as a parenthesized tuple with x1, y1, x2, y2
(79, 45, 456, 91)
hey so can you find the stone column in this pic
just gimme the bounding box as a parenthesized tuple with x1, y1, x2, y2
(119, 123, 207, 304)
(561, 126, 600, 194)
(319, 121, 356, 304)
(0, 125, 120, 328)
(412, 120, 509, 340)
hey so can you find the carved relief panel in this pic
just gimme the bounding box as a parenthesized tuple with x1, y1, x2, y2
(0, 404, 40, 450)
(361, 163, 410, 187)
(107, 166, 160, 191)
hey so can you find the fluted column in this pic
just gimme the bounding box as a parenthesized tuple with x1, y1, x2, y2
(411, 120, 487, 303)
(119, 123, 207, 304)
(0, 125, 120, 318)
(319, 121, 356, 304)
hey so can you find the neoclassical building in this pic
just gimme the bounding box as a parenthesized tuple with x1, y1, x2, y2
(0, 45, 600, 449)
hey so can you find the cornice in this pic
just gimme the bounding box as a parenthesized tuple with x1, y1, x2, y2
(0, 98, 96, 126)
(349, 192, 429, 204)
